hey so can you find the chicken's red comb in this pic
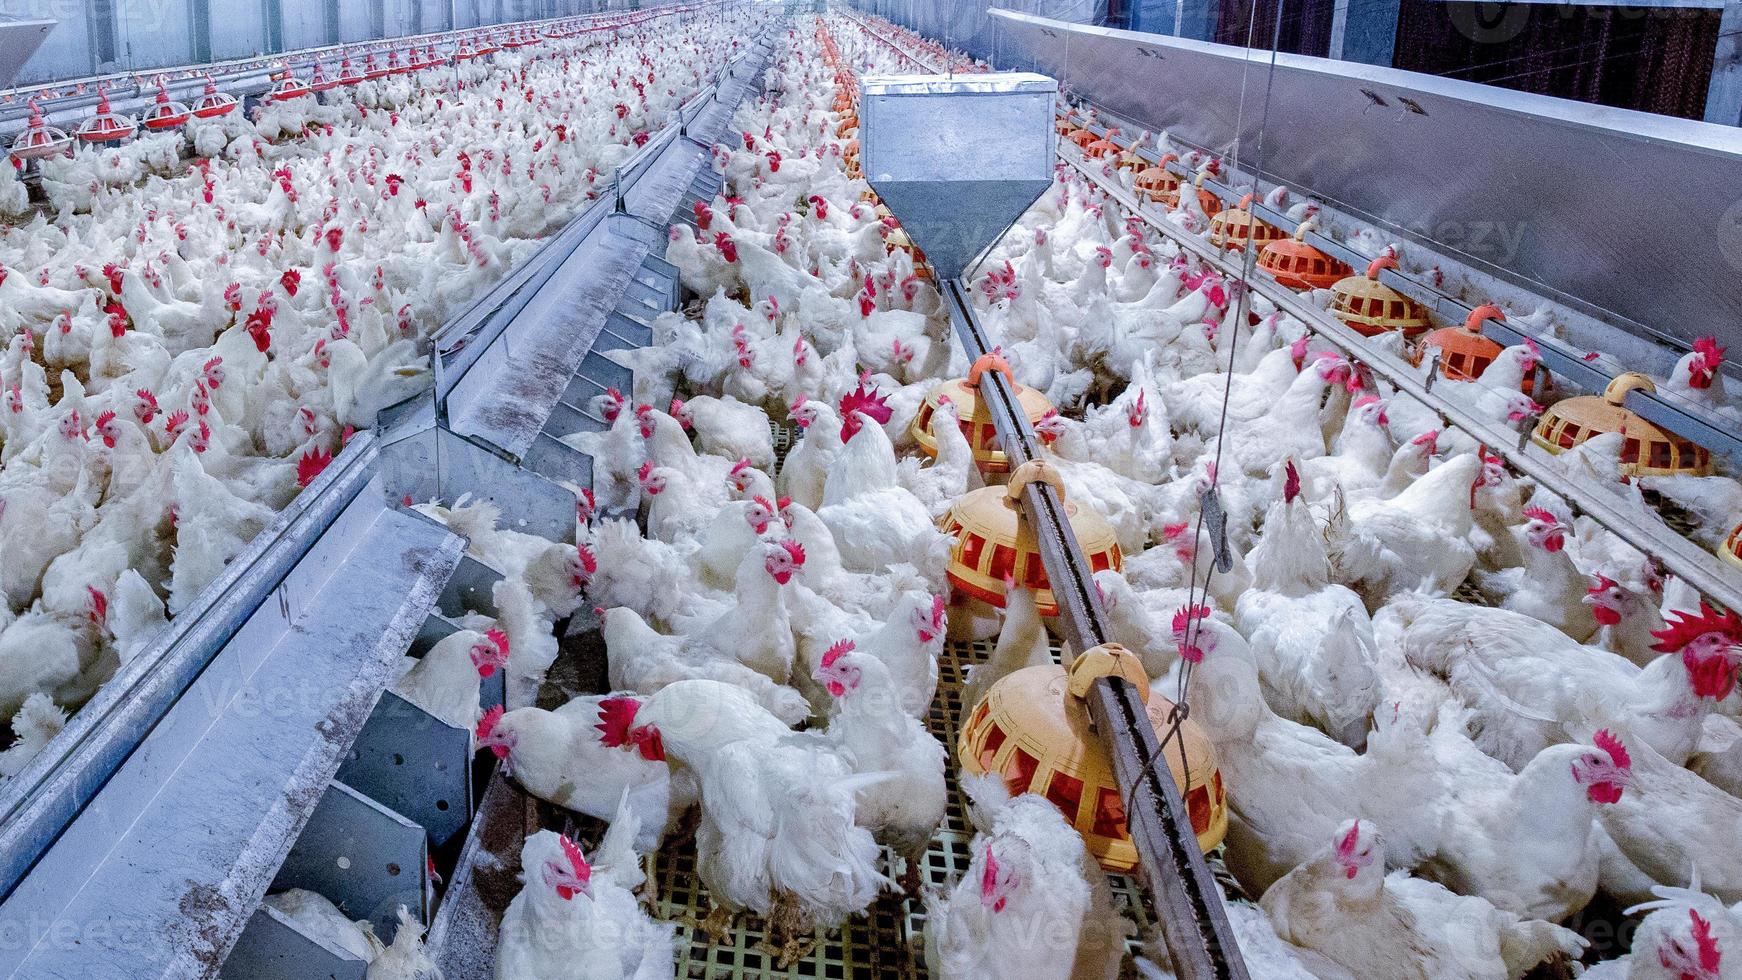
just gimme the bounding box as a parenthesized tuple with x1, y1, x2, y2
(752, 495, 775, 513)
(931, 594, 947, 631)
(136, 389, 158, 406)
(781, 540, 806, 566)
(558, 833, 591, 882)
(576, 543, 597, 576)
(476, 704, 505, 741)
(595, 697, 643, 748)
(1692, 909, 1722, 973)
(1587, 573, 1619, 593)
(1353, 394, 1381, 410)
(822, 638, 854, 668)
(485, 628, 509, 656)
(980, 845, 999, 898)
(777, 496, 792, 511)
(1694, 336, 1727, 364)
(1593, 729, 1631, 772)
(838, 381, 893, 425)
(637, 460, 654, 481)
(1411, 430, 1439, 447)
(730, 458, 752, 476)
(1651, 601, 1742, 652)
(1171, 604, 1211, 635)
(94, 410, 116, 428)
(297, 447, 334, 487)
(1521, 506, 1560, 525)
(1283, 460, 1301, 503)
(1335, 821, 1362, 862)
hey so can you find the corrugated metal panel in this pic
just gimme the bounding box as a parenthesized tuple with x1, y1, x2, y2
(208, 0, 269, 60)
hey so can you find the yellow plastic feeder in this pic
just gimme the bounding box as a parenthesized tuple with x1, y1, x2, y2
(1531, 373, 1714, 477)
(1208, 193, 1287, 252)
(911, 353, 1054, 474)
(958, 643, 1227, 870)
(940, 459, 1120, 616)
(1330, 256, 1431, 337)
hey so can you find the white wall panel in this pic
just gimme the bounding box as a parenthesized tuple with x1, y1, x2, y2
(208, 0, 268, 59)
(112, 0, 195, 71)
(382, 0, 411, 36)
(338, 0, 372, 40)
(280, 0, 328, 49)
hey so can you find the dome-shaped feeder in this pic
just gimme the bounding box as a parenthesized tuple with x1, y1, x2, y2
(76, 90, 135, 143)
(1208, 193, 1286, 252)
(1258, 220, 1350, 290)
(1531, 373, 1713, 477)
(8, 100, 73, 160)
(309, 61, 338, 93)
(1083, 127, 1122, 160)
(1133, 153, 1181, 205)
(141, 82, 192, 131)
(958, 643, 1227, 870)
(1330, 256, 1430, 337)
(363, 53, 388, 81)
(1721, 521, 1742, 572)
(941, 460, 1120, 616)
(266, 73, 312, 103)
(1419, 304, 1535, 394)
(336, 56, 365, 86)
(912, 353, 1053, 474)
(453, 41, 478, 62)
(192, 78, 240, 119)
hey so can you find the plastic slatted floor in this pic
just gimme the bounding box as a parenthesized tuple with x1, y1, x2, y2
(643, 636, 1156, 979)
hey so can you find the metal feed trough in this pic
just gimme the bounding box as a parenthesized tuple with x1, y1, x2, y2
(861, 70, 1250, 980)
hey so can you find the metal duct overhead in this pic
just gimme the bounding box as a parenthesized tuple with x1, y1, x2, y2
(987, 9, 1742, 354)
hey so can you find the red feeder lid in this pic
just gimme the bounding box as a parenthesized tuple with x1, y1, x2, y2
(141, 82, 192, 130)
(387, 49, 409, 75)
(8, 100, 73, 160)
(310, 61, 338, 92)
(364, 53, 388, 80)
(77, 90, 136, 143)
(193, 80, 239, 118)
(337, 57, 364, 86)
(266, 73, 311, 102)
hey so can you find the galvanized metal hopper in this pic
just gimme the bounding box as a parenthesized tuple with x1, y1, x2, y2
(0, 17, 54, 90)
(860, 72, 1058, 281)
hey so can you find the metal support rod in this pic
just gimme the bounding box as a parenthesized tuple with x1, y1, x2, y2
(940, 281, 1248, 980)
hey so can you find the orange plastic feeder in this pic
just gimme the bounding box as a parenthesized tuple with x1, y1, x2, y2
(1419, 304, 1535, 394)
(1257, 220, 1350, 291)
(1721, 521, 1742, 572)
